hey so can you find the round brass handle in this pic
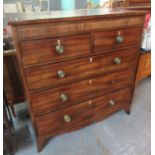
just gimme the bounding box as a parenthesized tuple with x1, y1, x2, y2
(109, 99, 116, 106)
(60, 93, 69, 102)
(57, 70, 66, 79)
(116, 33, 124, 44)
(55, 44, 64, 54)
(114, 57, 122, 64)
(63, 114, 71, 123)
(55, 40, 64, 54)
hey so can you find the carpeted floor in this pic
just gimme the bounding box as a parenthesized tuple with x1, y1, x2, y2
(13, 78, 151, 155)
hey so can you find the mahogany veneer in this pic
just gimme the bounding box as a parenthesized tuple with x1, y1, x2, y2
(9, 8, 146, 151)
(135, 51, 151, 84)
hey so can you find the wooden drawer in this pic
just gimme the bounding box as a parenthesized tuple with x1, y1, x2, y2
(26, 48, 138, 91)
(17, 23, 78, 40)
(31, 68, 135, 116)
(36, 87, 132, 138)
(20, 34, 91, 66)
(78, 17, 144, 32)
(93, 27, 142, 52)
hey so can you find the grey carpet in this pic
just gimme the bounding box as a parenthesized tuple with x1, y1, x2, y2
(14, 78, 151, 155)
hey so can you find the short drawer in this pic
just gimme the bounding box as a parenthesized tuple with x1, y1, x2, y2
(36, 87, 132, 138)
(26, 48, 138, 91)
(20, 34, 91, 66)
(93, 27, 142, 52)
(31, 68, 135, 116)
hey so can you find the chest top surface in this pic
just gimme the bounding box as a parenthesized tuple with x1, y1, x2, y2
(7, 8, 146, 26)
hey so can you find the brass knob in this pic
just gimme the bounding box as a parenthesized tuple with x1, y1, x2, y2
(114, 57, 122, 64)
(55, 40, 64, 54)
(109, 99, 116, 106)
(116, 32, 124, 44)
(57, 70, 66, 79)
(63, 114, 71, 123)
(60, 93, 69, 102)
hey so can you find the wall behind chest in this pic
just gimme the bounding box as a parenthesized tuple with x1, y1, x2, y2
(3, 0, 87, 11)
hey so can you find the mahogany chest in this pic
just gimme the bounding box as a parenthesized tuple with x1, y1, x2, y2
(9, 8, 146, 151)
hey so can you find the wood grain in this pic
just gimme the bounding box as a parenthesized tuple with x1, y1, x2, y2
(31, 68, 135, 116)
(15, 17, 145, 40)
(128, 0, 150, 6)
(93, 27, 142, 52)
(25, 48, 138, 91)
(135, 51, 151, 84)
(36, 87, 132, 138)
(20, 34, 90, 66)
(17, 23, 78, 40)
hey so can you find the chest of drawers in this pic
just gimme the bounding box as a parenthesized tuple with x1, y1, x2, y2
(9, 8, 146, 151)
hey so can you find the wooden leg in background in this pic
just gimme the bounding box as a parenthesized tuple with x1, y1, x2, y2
(124, 105, 131, 115)
(37, 137, 46, 152)
(9, 101, 16, 118)
(125, 110, 131, 115)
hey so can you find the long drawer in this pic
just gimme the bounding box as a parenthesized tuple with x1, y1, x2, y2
(25, 48, 138, 91)
(93, 27, 142, 52)
(17, 23, 78, 40)
(20, 34, 91, 66)
(31, 68, 135, 116)
(36, 87, 132, 138)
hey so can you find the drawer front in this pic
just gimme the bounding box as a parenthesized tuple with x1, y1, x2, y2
(26, 48, 138, 91)
(17, 23, 77, 40)
(31, 68, 135, 116)
(93, 27, 142, 52)
(17, 16, 144, 40)
(20, 34, 90, 66)
(78, 17, 144, 32)
(36, 87, 132, 138)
